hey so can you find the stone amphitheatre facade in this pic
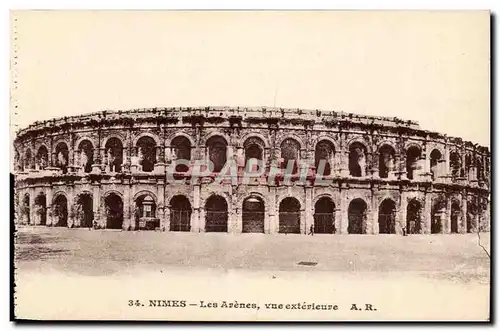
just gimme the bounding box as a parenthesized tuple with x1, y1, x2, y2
(13, 107, 490, 235)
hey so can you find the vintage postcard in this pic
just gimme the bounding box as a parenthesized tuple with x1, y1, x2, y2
(11, 10, 491, 321)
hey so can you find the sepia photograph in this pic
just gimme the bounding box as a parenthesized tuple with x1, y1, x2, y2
(10, 10, 491, 321)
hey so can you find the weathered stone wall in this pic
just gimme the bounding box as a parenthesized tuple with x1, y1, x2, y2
(13, 107, 491, 234)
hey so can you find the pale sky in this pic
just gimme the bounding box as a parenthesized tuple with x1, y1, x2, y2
(11, 10, 490, 146)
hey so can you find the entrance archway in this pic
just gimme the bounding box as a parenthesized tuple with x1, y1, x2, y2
(279, 197, 301, 234)
(134, 194, 157, 230)
(22, 193, 30, 224)
(348, 198, 367, 234)
(170, 195, 192, 231)
(242, 196, 265, 233)
(406, 199, 422, 234)
(314, 197, 335, 234)
(105, 193, 123, 229)
(431, 199, 446, 234)
(378, 199, 396, 234)
(205, 195, 228, 232)
(75, 193, 93, 228)
(53, 194, 68, 227)
(34, 193, 47, 225)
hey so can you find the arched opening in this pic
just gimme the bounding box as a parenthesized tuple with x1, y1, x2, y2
(451, 201, 460, 233)
(105, 138, 123, 173)
(74, 193, 93, 228)
(431, 199, 446, 234)
(430, 149, 443, 180)
(348, 198, 367, 234)
(134, 194, 157, 230)
(378, 199, 396, 234)
(280, 138, 300, 175)
(53, 194, 68, 227)
(205, 195, 228, 232)
(349, 142, 367, 177)
(279, 197, 301, 234)
(171, 136, 192, 173)
(467, 201, 477, 233)
(378, 145, 395, 179)
(24, 148, 33, 171)
(406, 146, 421, 180)
(55, 142, 69, 174)
(78, 140, 94, 173)
(406, 199, 422, 234)
(206, 136, 227, 173)
(170, 195, 192, 231)
(14, 149, 21, 171)
(137, 136, 157, 172)
(34, 193, 47, 226)
(477, 157, 484, 182)
(36, 146, 49, 170)
(315, 140, 335, 176)
(104, 193, 123, 229)
(22, 193, 30, 224)
(244, 137, 265, 173)
(314, 197, 335, 234)
(242, 196, 265, 233)
(450, 152, 462, 178)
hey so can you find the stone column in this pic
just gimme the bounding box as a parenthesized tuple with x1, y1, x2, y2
(397, 195, 407, 235)
(423, 193, 432, 234)
(339, 188, 348, 234)
(371, 193, 379, 234)
(123, 185, 131, 230)
(334, 207, 341, 234)
(460, 195, 468, 234)
(304, 187, 313, 235)
(268, 186, 277, 234)
(157, 180, 166, 231)
(340, 150, 350, 177)
(193, 184, 202, 232)
(443, 198, 451, 234)
(28, 187, 35, 225)
(45, 187, 53, 226)
(92, 185, 101, 228)
(67, 187, 75, 228)
(371, 152, 379, 178)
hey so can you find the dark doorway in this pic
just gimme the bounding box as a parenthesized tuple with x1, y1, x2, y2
(431, 200, 446, 234)
(76, 193, 93, 228)
(314, 197, 335, 234)
(170, 195, 192, 232)
(279, 197, 301, 234)
(53, 195, 68, 227)
(105, 193, 124, 229)
(406, 199, 422, 234)
(34, 193, 47, 225)
(205, 195, 228, 232)
(348, 198, 367, 234)
(378, 199, 396, 234)
(242, 196, 265, 233)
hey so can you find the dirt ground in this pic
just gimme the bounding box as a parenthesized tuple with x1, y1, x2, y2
(13, 226, 491, 321)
